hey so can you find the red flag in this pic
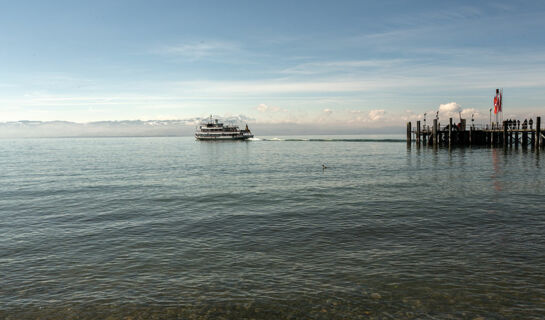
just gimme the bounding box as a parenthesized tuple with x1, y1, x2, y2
(494, 96, 499, 114)
(499, 91, 502, 112)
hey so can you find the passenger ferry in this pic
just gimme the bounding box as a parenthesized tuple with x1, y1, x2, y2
(195, 116, 254, 140)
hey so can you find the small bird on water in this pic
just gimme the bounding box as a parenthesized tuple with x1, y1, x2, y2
(322, 164, 328, 170)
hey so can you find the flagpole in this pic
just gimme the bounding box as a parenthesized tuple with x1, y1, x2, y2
(501, 88, 503, 123)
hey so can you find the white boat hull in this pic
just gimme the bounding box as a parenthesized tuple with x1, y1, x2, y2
(195, 134, 254, 141)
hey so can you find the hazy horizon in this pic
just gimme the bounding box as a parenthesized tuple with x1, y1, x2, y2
(0, 118, 404, 138)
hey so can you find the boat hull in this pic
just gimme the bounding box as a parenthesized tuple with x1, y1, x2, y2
(195, 134, 254, 141)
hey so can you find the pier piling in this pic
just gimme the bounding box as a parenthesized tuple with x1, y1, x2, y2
(416, 121, 421, 146)
(406, 122, 412, 145)
(503, 121, 507, 148)
(448, 118, 453, 149)
(433, 119, 438, 147)
(537, 117, 541, 148)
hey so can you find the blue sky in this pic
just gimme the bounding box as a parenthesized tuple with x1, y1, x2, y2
(1, 0, 545, 127)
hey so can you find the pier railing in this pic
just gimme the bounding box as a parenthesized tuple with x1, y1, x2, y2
(420, 123, 538, 132)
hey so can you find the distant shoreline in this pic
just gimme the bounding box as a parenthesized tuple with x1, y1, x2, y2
(0, 120, 402, 138)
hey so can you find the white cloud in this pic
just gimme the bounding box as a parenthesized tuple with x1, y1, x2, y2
(280, 59, 406, 75)
(429, 103, 482, 122)
(438, 102, 481, 119)
(256, 103, 285, 112)
(368, 109, 386, 121)
(323, 108, 333, 115)
(157, 41, 238, 60)
(438, 102, 462, 118)
(460, 108, 480, 119)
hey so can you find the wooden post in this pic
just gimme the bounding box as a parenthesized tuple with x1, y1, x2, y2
(537, 117, 541, 148)
(416, 120, 421, 146)
(469, 126, 473, 146)
(406, 122, 412, 145)
(523, 130, 528, 148)
(433, 119, 438, 147)
(515, 131, 519, 148)
(448, 118, 453, 148)
(503, 121, 507, 148)
(423, 126, 427, 145)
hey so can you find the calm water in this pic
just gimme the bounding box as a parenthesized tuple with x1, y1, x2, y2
(1, 136, 544, 319)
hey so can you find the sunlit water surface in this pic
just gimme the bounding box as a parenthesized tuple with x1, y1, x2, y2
(1, 136, 544, 319)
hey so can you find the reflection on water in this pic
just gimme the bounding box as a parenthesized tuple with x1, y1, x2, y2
(1, 137, 544, 319)
(491, 148, 503, 192)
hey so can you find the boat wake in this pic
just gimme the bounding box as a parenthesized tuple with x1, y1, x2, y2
(257, 138, 405, 143)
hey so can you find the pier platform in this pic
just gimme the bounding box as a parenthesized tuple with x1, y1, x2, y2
(407, 116, 544, 149)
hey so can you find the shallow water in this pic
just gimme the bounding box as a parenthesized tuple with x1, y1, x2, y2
(1, 136, 544, 319)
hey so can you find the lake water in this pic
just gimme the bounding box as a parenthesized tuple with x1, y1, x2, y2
(1, 136, 544, 319)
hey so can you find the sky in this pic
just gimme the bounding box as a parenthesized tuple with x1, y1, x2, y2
(1, 0, 545, 130)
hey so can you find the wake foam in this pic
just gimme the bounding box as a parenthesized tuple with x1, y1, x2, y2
(257, 138, 405, 143)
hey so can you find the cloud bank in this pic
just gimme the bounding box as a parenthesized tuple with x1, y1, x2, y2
(0, 100, 528, 138)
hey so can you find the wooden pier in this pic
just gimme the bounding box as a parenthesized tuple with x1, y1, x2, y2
(407, 116, 544, 149)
